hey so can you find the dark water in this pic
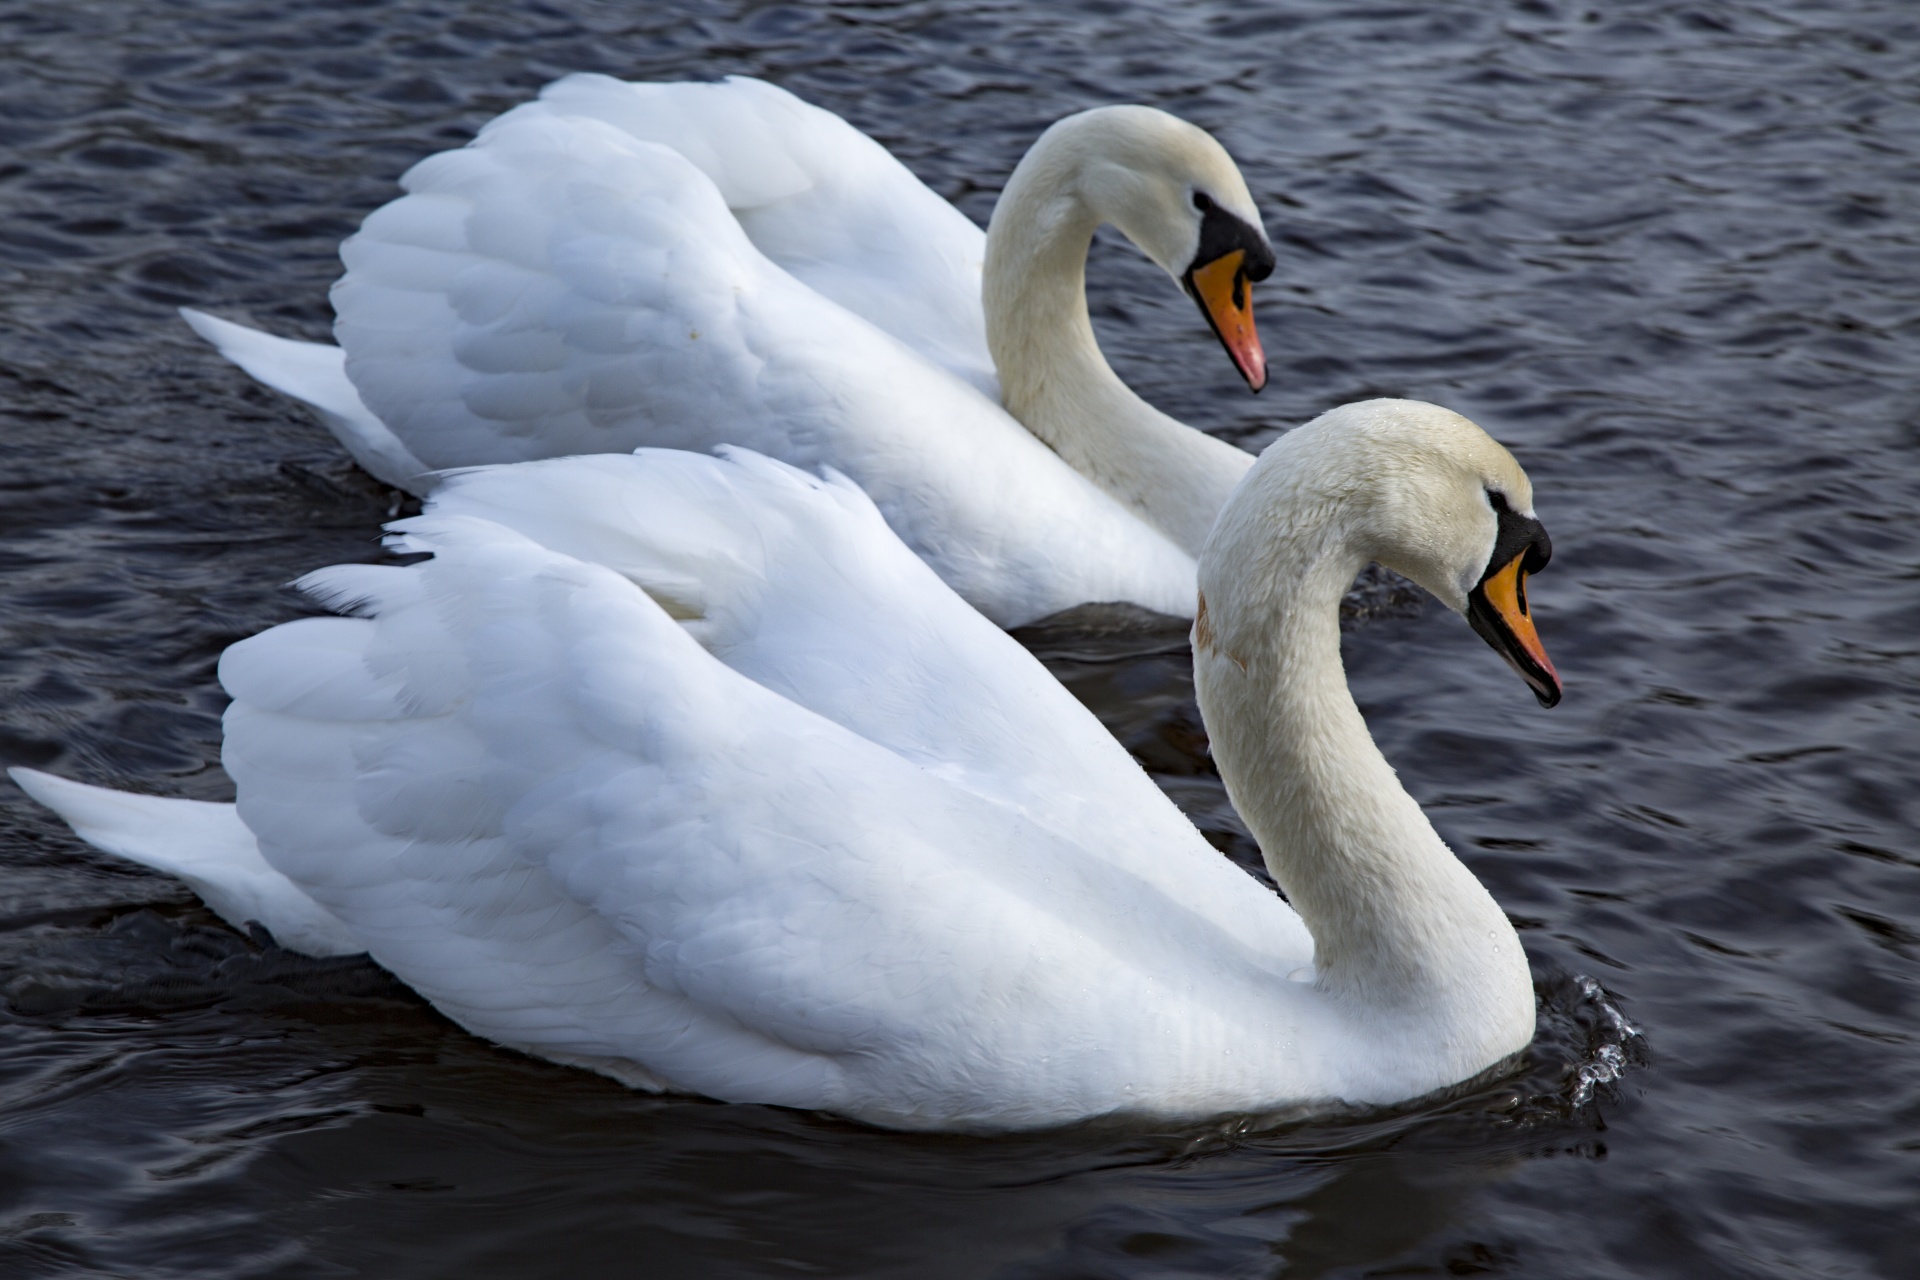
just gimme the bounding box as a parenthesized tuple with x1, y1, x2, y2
(1, 0, 1916, 1274)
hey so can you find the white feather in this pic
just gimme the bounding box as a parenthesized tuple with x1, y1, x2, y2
(180, 75, 1282, 626)
(17, 410, 1550, 1130)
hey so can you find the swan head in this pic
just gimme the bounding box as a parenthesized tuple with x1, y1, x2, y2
(999, 105, 1276, 390)
(1213, 399, 1562, 707)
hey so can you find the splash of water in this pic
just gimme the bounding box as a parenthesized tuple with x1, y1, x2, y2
(1565, 974, 1644, 1108)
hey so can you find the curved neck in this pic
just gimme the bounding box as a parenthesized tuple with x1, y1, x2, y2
(1193, 516, 1532, 1025)
(983, 141, 1252, 557)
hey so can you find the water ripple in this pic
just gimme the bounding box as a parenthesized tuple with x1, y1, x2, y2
(1, 0, 1916, 1275)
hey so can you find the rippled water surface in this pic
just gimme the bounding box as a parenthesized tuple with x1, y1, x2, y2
(2, 0, 1916, 1275)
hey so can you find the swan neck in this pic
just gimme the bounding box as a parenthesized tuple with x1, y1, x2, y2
(983, 135, 1251, 555)
(1194, 524, 1530, 1017)
(983, 162, 1115, 431)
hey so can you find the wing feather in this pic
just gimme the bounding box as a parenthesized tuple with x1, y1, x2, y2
(221, 450, 1308, 1121)
(410, 452, 1305, 964)
(331, 81, 1202, 628)
(526, 74, 993, 394)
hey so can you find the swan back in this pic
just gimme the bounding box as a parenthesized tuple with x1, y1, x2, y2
(25, 422, 1556, 1124)
(398, 452, 1298, 966)
(523, 74, 995, 395)
(330, 81, 1203, 627)
(392, 451, 1165, 827)
(217, 448, 1320, 1127)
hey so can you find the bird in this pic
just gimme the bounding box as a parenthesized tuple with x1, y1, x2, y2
(14, 397, 1561, 1132)
(181, 73, 1277, 627)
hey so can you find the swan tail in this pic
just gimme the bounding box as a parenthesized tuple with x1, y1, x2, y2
(178, 308, 435, 496)
(6, 767, 364, 958)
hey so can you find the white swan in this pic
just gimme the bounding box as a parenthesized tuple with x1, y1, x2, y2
(182, 74, 1275, 626)
(13, 399, 1562, 1131)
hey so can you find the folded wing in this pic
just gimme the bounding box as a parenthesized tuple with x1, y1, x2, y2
(526, 74, 995, 396)
(221, 451, 1303, 1122)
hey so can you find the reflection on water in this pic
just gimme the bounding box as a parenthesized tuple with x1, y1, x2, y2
(1, 0, 1916, 1275)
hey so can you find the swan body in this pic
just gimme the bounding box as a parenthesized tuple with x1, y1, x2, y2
(182, 74, 1275, 626)
(14, 399, 1562, 1130)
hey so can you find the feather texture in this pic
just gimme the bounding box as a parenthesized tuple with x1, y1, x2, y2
(17, 406, 1548, 1130)
(181, 75, 1285, 625)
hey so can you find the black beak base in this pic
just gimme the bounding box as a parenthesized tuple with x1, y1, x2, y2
(1190, 198, 1276, 284)
(1467, 492, 1561, 709)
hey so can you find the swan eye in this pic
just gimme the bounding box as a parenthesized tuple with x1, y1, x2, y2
(1192, 191, 1215, 213)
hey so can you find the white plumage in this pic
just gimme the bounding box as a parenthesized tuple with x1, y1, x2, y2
(16, 401, 1560, 1131)
(183, 74, 1276, 626)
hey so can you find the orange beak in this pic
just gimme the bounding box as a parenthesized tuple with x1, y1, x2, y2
(1185, 249, 1267, 392)
(1467, 556, 1560, 708)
